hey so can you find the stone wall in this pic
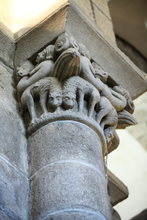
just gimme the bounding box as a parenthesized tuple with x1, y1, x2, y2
(0, 24, 28, 219)
(74, 0, 116, 43)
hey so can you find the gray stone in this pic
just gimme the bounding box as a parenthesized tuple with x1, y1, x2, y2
(14, 2, 147, 99)
(30, 163, 111, 220)
(14, 6, 68, 66)
(0, 62, 17, 110)
(65, 2, 147, 99)
(108, 170, 128, 206)
(29, 121, 112, 220)
(0, 159, 29, 220)
(28, 121, 105, 177)
(0, 211, 12, 220)
(0, 100, 28, 174)
(16, 32, 135, 151)
(41, 209, 108, 220)
(0, 22, 14, 69)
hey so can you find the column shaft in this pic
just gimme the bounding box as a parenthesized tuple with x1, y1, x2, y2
(28, 121, 112, 220)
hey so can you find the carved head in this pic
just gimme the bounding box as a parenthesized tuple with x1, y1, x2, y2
(36, 45, 55, 63)
(55, 33, 78, 54)
(36, 51, 46, 63)
(48, 91, 62, 109)
(92, 62, 108, 83)
(62, 92, 76, 109)
(16, 60, 34, 77)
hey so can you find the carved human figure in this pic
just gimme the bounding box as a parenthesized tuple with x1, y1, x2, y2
(20, 77, 62, 124)
(53, 33, 127, 113)
(96, 96, 118, 144)
(53, 33, 81, 81)
(63, 76, 100, 117)
(16, 45, 55, 95)
(92, 62, 108, 83)
(16, 32, 135, 137)
(80, 56, 127, 112)
(16, 60, 34, 95)
(54, 32, 79, 56)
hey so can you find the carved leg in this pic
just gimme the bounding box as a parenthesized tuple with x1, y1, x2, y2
(77, 89, 84, 113)
(21, 91, 37, 123)
(96, 97, 110, 124)
(40, 91, 48, 115)
(88, 92, 100, 117)
(80, 56, 126, 112)
(80, 56, 104, 92)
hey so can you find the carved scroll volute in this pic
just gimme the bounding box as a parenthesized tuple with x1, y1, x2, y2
(15, 32, 136, 152)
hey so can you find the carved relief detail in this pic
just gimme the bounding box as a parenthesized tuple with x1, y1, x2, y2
(15, 32, 136, 150)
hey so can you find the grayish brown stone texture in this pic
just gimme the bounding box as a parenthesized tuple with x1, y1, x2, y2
(16, 32, 136, 148)
(14, 32, 137, 220)
(1, 1, 146, 219)
(0, 24, 28, 220)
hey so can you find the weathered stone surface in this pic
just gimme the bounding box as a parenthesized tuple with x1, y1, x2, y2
(0, 62, 17, 109)
(0, 159, 28, 220)
(38, 208, 108, 220)
(0, 22, 14, 68)
(31, 163, 111, 220)
(93, 4, 116, 43)
(74, 0, 94, 23)
(92, 0, 111, 19)
(0, 100, 28, 174)
(116, 37, 147, 73)
(65, 3, 147, 99)
(0, 211, 12, 220)
(0, 57, 28, 174)
(15, 3, 147, 98)
(28, 121, 105, 177)
(16, 32, 135, 154)
(29, 121, 112, 220)
(15, 6, 68, 66)
(108, 170, 128, 206)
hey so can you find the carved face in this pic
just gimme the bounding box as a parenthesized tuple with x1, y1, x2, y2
(48, 92, 62, 108)
(16, 61, 34, 77)
(62, 93, 76, 109)
(55, 34, 70, 54)
(36, 51, 46, 63)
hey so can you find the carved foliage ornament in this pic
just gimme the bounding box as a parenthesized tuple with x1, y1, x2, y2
(15, 32, 136, 150)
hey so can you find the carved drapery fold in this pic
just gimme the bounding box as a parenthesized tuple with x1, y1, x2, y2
(15, 32, 136, 153)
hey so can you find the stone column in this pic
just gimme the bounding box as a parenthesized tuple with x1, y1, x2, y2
(13, 2, 145, 219)
(28, 119, 111, 220)
(14, 29, 137, 220)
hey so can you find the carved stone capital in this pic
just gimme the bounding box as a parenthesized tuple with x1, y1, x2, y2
(15, 32, 136, 154)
